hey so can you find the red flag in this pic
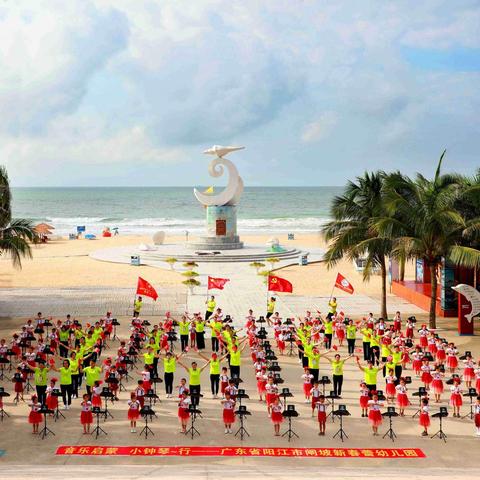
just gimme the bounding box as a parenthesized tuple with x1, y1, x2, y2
(136, 277, 158, 301)
(334, 273, 354, 294)
(208, 276, 230, 290)
(268, 275, 293, 293)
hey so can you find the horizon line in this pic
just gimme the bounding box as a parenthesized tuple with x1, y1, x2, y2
(11, 185, 345, 189)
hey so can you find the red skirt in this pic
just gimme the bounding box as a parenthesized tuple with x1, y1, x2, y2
(436, 350, 446, 362)
(463, 368, 475, 382)
(303, 383, 313, 396)
(386, 383, 396, 397)
(428, 344, 437, 354)
(476, 378, 480, 393)
(421, 372, 432, 384)
(251, 353, 257, 362)
(431, 379, 444, 394)
(223, 409, 235, 424)
(271, 411, 283, 424)
(397, 393, 409, 408)
(311, 396, 320, 408)
(257, 380, 266, 394)
(128, 408, 140, 420)
(80, 411, 93, 425)
(12, 345, 21, 356)
(412, 360, 422, 372)
(368, 409, 382, 427)
(92, 396, 102, 407)
(14, 382, 24, 393)
(336, 330, 345, 340)
(447, 356, 458, 369)
(143, 381, 152, 392)
(359, 395, 369, 409)
(178, 407, 190, 420)
(220, 381, 228, 394)
(28, 411, 42, 424)
(317, 411, 326, 423)
(277, 340, 285, 351)
(406, 328, 413, 338)
(450, 393, 462, 407)
(419, 337, 428, 348)
(266, 393, 277, 407)
(46, 395, 58, 410)
(393, 321, 401, 332)
(475, 413, 480, 428)
(419, 412, 430, 428)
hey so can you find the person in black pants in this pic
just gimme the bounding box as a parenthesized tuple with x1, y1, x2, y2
(325, 353, 354, 397)
(346, 320, 357, 354)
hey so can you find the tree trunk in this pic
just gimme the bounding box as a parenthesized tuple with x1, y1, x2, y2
(399, 257, 405, 282)
(429, 263, 437, 329)
(380, 257, 388, 319)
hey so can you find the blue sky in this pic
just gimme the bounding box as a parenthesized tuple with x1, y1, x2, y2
(1, 0, 479, 187)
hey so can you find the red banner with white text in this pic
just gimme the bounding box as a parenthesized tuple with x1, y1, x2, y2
(56, 446, 425, 458)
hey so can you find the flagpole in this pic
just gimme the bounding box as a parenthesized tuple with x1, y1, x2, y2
(329, 283, 336, 302)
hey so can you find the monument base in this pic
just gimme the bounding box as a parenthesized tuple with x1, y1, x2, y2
(187, 204, 243, 250)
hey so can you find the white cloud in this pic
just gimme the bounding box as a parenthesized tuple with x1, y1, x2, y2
(301, 112, 338, 143)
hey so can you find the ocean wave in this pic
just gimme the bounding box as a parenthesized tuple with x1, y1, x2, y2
(44, 216, 329, 235)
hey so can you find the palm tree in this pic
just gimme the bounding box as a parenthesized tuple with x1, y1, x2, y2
(378, 151, 480, 328)
(322, 172, 392, 319)
(0, 166, 38, 268)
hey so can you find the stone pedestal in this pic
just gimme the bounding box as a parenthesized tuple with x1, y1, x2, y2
(187, 205, 243, 250)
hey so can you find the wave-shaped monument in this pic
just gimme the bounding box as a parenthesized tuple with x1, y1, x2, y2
(189, 145, 245, 250)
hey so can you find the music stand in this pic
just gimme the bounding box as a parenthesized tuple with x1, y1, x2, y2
(462, 388, 477, 419)
(333, 404, 350, 442)
(151, 376, 163, 397)
(256, 328, 267, 340)
(6, 350, 14, 371)
(139, 405, 155, 438)
(446, 374, 460, 386)
(268, 361, 282, 373)
(145, 389, 159, 411)
(106, 375, 119, 401)
(38, 406, 55, 439)
(235, 405, 251, 441)
(117, 368, 128, 392)
(382, 406, 398, 442)
(185, 403, 201, 438)
(257, 316, 266, 325)
(265, 350, 277, 361)
(412, 387, 427, 418)
(326, 390, 340, 423)
(91, 406, 107, 438)
(22, 367, 34, 393)
(431, 407, 448, 442)
(0, 357, 9, 381)
(51, 388, 65, 421)
(231, 377, 243, 387)
(282, 404, 299, 442)
(376, 389, 386, 401)
(279, 387, 293, 409)
(318, 376, 331, 396)
(100, 387, 115, 420)
(0, 387, 10, 420)
(112, 319, 120, 341)
(273, 373, 284, 385)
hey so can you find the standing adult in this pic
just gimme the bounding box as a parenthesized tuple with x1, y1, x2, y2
(325, 353, 353, 397)
(133, 296, 143, 318)
(346, 320, 357, 354)
(33, 360, 50, 405)
(205, 296, 216, 320)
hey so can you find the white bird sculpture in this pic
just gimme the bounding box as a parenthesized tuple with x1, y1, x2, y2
(194, 145, 245, 207)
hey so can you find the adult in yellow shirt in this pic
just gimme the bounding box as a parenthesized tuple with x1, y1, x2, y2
(205, 296, 216, 320)
(346, 320, 357, 354)
(323, 317, 334, 349)
(133, 296, 143, 318)
(228, 340, 248, 379)
(356, 358, 385, 392)
(327, 297, 337, 319)
(198, 351, 228, 398)
(83, 360, 103, 396)
(177, 359, 210, 406)
(266, 297, 276, 324)
(178, 315, 191, 352)
(324, 353, 353, 397)
(209, 316, 223, 353)
(33, 360, 52, 405)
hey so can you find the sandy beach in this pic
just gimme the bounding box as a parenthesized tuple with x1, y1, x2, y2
(0, 232, 415, 296)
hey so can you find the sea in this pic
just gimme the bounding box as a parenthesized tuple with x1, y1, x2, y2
(11, 187, 342, 236)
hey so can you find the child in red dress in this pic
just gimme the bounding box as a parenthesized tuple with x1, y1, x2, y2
(80, 394, 93, 434)
(256, 368, 267, 402)
(450, 378, 463, 417)
(265, 376, 278, 417)
(220, 368, 229, 399)
(178, 392, 190, 434)
(310, 381, 321, 417)
(474, 396, 480, 437)
(45, 378, 59, 412)
(359, 382, 370, 417)
(431, 367, 444, 403)
(127, 392, 141, 432)
(395, 378, 409, 416)
(91, 381, 103, 408)
(270, 397, 283, 436)
(302, 368, 314, 403)
(316, 395, 330, 436)
(419, 398, 430, 436)
(221, 392, 236, 433)
(28, 395, 42, 434)
(367, 393, 383, 436)
(385, 369, 397, 404)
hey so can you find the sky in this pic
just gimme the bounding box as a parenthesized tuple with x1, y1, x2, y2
(1, 0, 479, 187)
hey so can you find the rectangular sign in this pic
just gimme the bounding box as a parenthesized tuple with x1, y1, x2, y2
(56, 446, 425, 458)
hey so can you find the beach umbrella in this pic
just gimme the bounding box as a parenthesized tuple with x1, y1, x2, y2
(34, 223, 54, 234)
